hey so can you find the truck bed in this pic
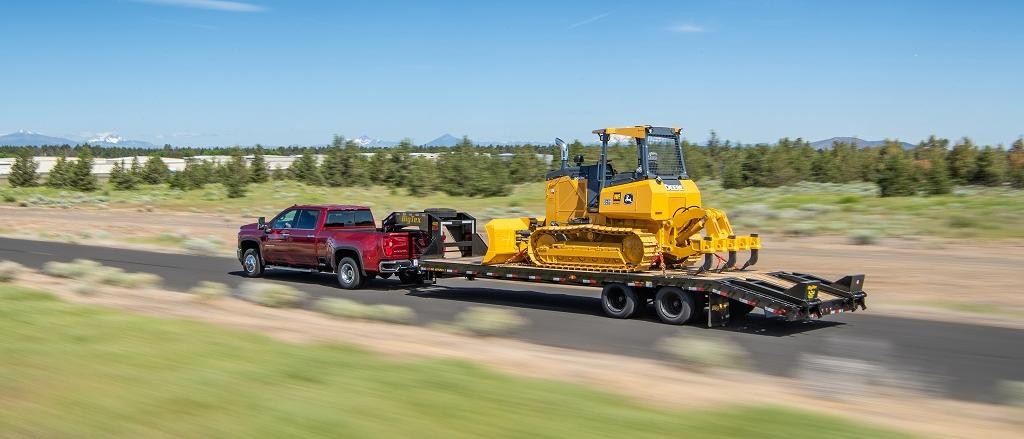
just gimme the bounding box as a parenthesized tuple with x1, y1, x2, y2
(419, 257, 867, 325)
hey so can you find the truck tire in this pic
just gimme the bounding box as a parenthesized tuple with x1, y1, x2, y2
(601, 283, 640, 319)
(336, 257, 363, 290)
(655, 287, 695, 325)
(241, 248, 264, 278)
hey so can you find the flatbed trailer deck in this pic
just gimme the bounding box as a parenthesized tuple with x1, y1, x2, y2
(419, 257, 867, 327)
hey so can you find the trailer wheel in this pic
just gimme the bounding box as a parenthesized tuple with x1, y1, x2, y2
(655, 287, 696, 324)
(336, 257, 363, 290)
(377, 273, 393, 279)
(601, 283, 640, 319)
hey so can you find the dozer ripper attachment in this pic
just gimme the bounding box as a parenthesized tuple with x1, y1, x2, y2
(482, 125, 762, 273)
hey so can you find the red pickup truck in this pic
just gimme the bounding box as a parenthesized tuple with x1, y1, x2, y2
(237, 204, 420, 289)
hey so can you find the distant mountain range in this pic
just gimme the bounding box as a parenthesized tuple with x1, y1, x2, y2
(0, 130, 77, 146)
(424, 134, 461, 147)
(0, 130, 155, 147)
(809, 137, 915, 150)
(1, 130, 919, 150)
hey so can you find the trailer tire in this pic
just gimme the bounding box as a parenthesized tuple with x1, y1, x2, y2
(655, 287, 696, 325)
(377, 273, 393, 279)
(601, 283, 640, 319)
(241, 248, 264, 278)
(336, 257, 363, 290)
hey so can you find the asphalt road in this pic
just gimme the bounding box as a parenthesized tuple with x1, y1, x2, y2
(2, 237, 1021, 404)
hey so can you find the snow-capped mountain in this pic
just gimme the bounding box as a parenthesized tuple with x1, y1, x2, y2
(83, 132, 156, 148)
(0, 130, 76, 146)
(349, 135, 398, 148)
(87, 133, 124, 144)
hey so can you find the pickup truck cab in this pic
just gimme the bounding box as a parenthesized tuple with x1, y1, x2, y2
(237, 204, 418, 289)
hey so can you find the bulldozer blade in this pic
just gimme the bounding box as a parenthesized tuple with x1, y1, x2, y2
(719, 250, 737, 272)
(739, 249, 759, 270)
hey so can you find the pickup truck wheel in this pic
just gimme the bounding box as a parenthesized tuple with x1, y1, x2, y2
(336, 257, 363, 290)
(242, 249, 264, 278)
(655, 287, 695, 324)
(601, 283, 640, 319)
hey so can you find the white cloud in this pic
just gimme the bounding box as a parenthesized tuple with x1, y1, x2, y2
(569, 12, 610, 29)
(138, 0, 266, 12)
(670, 24, 705, 33)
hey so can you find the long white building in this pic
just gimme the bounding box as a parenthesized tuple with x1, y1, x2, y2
(0, 153, 554, 176)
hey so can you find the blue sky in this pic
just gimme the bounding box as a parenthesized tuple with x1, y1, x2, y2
(1, 0, 1021, 146)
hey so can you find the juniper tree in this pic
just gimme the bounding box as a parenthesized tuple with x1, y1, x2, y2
(223, 150, 249, 198)
(129, 156, 142, 180)
(249, 144, 269, 183)
(405, 157, 439, 196)
(109, 160, 139, 190)
(68, 146, 98, 192)
(916, 136, 952, 195)
(287, 149, 323, 185)
(46, 155, 70, 188)
(973, 146, 1007, 186)
(140, 156, 170, 184)
(876, 142, 917, 197)
(7, 149, 39, 187)
(948, 138, 979, 184)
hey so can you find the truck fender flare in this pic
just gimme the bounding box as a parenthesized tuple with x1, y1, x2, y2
(329, 242, 366, 276)
(238, 239, 263, 261)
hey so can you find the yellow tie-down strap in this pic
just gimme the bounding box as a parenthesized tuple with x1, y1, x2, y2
(690, 234, 761, 254)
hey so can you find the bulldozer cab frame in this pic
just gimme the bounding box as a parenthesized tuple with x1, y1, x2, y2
(589, 125, 689, 209)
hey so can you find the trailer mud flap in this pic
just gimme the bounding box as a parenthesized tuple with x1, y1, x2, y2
(707, 293, 730, 327)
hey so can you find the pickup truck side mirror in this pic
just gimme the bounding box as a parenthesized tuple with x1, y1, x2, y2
(257, 216, 267, 231)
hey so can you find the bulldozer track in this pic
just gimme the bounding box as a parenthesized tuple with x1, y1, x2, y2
(527, 224, 660, 273)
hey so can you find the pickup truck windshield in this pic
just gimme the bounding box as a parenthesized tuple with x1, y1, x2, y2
(325, 210, 374, 227)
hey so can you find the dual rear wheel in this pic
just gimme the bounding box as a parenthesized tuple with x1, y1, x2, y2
(601, 284, 697, 324)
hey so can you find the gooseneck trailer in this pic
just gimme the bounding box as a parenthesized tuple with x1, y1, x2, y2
(397, 209, 868, 327)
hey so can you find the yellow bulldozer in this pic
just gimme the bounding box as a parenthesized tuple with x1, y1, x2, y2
(483, 125, 760, 273)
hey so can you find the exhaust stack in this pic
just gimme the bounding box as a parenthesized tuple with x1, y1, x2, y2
(555, 138, 568, 170)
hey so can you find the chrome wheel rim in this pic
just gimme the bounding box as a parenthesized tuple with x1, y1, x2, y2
(244, 254, 257, 273)
(340, 264, 355, 283)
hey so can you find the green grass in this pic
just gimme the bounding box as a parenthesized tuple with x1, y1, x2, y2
(4, 179, 1022, 239)
(703, 181, 1024, 239)
(0, 286, 911, 438)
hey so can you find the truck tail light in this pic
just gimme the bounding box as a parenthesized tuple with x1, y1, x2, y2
(383, 235, 409, 257)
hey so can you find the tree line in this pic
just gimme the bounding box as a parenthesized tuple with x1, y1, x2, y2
(7, 133, 1024, 198)
(5, 136, 548, 198)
